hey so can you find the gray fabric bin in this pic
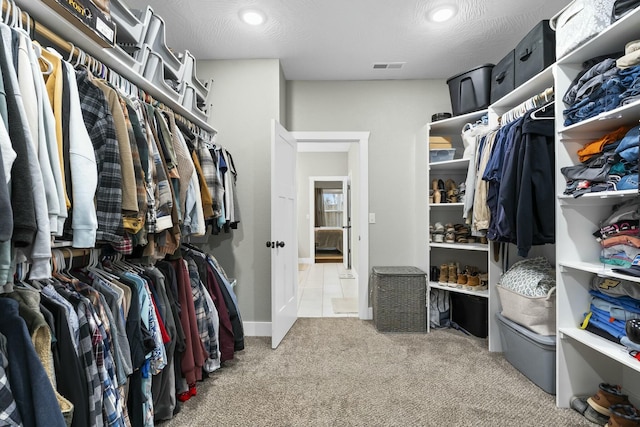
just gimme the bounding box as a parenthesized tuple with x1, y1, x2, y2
(371, 266, 427, 333)
(496, 312, 556, 394)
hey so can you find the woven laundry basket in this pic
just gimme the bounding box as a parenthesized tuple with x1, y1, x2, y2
(371, 266, 427, 333)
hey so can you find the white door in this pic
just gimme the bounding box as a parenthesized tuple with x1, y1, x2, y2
(271, 120, 298, 349)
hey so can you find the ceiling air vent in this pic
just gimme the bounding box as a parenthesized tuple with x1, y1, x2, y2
(373, 62, 405, 70)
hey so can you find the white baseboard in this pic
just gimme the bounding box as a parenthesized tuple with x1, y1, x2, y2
(298, 258, 313, 264)
(243, 321, 272, 337)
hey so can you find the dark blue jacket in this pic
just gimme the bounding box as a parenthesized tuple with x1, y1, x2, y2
(0, 298, 65, 427)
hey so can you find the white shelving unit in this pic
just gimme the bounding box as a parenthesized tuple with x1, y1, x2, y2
(15, 0, 216, 133)
(424, 63, 557, 350)
(554, 7, 640, 408)
(426, 110, 490, 335)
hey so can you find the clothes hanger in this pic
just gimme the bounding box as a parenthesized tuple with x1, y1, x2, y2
(33, 41, 54, 75)
(530, 100, 555, 120)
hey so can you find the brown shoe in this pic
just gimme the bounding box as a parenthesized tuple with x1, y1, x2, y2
(588, 384, 632, 417)
(438, 263, 449, 283)
(457, 274, 467, 285)
(448, 262, 457, 285)
(606, 405, 640, 427)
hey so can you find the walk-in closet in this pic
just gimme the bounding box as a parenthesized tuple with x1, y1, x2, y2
(3, 0, 640, 426)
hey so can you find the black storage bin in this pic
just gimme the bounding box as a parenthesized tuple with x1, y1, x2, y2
(514, 20, 555, 87)
(490, 50, 515, 103)
(446, 64, 494, 116)
(450, 293, 488, 338)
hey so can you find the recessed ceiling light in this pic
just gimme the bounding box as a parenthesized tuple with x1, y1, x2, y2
(240, 9, 266, 26)
(429, 5, 457, 23)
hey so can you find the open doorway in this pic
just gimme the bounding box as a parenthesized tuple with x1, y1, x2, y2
(294, 132, 369, 319)
(311, 177, 349, 265)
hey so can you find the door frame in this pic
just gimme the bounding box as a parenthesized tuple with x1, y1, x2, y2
(309, 176, 349, 269)
(293, 131, 370, 320)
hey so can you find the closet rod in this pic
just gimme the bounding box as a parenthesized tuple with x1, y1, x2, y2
(11, 0, 218, 137)
(500, 86, 555, 126)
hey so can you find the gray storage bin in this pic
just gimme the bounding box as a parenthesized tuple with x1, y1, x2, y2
(496, 312, 556, 394)
(514, 20, 555, 86)
(371, 266, 427, 333)
(490, 50, 515, 103)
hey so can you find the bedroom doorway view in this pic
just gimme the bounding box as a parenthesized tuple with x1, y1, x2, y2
(313, 178, 349, 265)
(295, 135, 365, 319)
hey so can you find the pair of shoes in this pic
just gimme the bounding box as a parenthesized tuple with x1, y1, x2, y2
(588, 384, 633, 418)
(584, 384, 640, 426)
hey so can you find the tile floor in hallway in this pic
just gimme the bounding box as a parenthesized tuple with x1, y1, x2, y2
(297, 263, 359, 317)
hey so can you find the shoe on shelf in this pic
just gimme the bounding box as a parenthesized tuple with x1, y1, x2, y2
(466, 274, 480, 288)
(445, 231, 455, 243)
(571, 396, 610, 426)
(458, 182, 466, 204)
(438, 263, 449, 283)
(447, 262, 458, 286)
(445, 179, 458, 203)
(607, 404, 640, 427)
(588, 384, 633, 417)
(457, 273, 468, 285)
(478, 273, 488, 291)
(432, 179, 445, 204)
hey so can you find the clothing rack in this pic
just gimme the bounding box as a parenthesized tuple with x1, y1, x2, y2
(9, 0, 218, 141)
(499, 87, 555, 126)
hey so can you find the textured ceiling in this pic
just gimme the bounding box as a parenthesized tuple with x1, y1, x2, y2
(121, 0, 571, 80)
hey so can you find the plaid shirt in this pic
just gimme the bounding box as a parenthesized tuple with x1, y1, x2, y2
(72, 295, 104, 427)
(186, 258, 214, 360)
(76, 69, 124, 245)
(0, 338, 22, 427)
(197, 140, 223, 219)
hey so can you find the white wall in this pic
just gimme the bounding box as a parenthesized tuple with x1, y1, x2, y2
(196, 59, 284, 322)
(296, 152, 348, 259)
(287, 80, 450, 270)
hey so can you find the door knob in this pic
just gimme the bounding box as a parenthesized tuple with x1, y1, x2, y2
(276, 241, 285, 248)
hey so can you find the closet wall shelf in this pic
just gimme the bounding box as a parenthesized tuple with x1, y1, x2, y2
(560, 328, 640, 372)
(430, 242, 489, 252)
(429, 158, 469, 171)
(429, 110, 487, 135)
(559, 261, 640, 284)
(491, 65, 554, 113)
(558, 190, 638, 205)
(51, 241, 73, 248)
(429, 202, 464, 209)
(557, 7, 640, 65)
(15, 0, 217, 135)
(429, 281, 489, 298)
(558, 99, 640, 138)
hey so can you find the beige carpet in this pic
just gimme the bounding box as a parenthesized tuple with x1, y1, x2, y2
(331, 297, 358, 313)
(159, 318, 591, 427)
